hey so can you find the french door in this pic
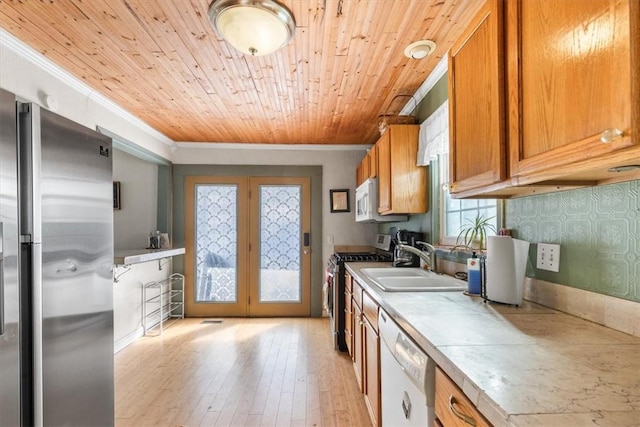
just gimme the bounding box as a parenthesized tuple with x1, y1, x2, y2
(184, 176, 311, 317)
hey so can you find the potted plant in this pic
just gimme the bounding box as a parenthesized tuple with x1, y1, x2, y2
(452, 214, 497, 254)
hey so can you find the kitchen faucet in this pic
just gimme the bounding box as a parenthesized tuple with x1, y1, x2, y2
(396, 241, 438, 273)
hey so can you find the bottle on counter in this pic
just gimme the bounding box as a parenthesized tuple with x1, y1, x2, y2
(467, 251, 481, 295)
(148, 230, 161, 249)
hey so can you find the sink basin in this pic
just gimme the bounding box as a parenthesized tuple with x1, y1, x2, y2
(360, 267, 431, 278)
(361, 267, 467, 292)
(373, 276, 467, 292)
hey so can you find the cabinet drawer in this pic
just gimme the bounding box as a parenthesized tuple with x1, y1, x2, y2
(362, 291, 378, 331)
(353, 282, 363, 309)
(435, 368, 491, 427)
(345, 272, 353, 293)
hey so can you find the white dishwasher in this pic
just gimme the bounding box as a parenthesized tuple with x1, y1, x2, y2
(379, 309, 435, 427)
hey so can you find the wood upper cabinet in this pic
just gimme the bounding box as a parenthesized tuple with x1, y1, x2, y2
(449, 0, 640, 198)
(377, 124, 427, 214)
(356, 146, 378, 187)
(356, 155, 369, 187)
(507, 0, 640, 181)
(448, 0, 506, 194)
(369, 144, 378, 179)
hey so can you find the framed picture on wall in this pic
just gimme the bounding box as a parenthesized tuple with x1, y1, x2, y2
(330, 189, 350, 213)
(113, 181, 121, 210)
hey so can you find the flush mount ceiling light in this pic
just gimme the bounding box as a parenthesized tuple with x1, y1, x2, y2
(208, 0, 295, 56)
(404, 39, 437, 60)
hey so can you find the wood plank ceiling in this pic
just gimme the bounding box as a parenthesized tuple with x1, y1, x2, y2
(0, 0, 483, 145)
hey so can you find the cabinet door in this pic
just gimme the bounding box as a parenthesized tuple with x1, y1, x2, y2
(377, 125, 426, 214)
(363, 316, 380, 427)
(344, 288, 353, 357)
(369, 144, 378, 179)
(353, 302, 364, 391)
(448, 0, 506, 194)
(377, 131, 392, 213)
(508, 0, 639, 178)
(388, 125, 426, 213)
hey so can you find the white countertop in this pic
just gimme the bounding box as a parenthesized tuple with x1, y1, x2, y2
(345, 262, 640, 427)
(113, 247, 185, 265)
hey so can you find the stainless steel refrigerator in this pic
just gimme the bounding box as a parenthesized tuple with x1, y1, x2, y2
(0, 88, 114, 426)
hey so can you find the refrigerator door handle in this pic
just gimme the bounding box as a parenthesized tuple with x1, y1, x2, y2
(0, 222, 4, 335)
(31, 242, 44, 427)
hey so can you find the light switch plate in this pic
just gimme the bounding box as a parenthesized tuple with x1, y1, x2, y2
(536, 243, 560, 272)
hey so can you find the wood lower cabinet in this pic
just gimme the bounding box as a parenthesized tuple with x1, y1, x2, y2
(352, 302, 364, 390)
(377, 124, 427, 214)
(344, 282, 353, 357)
(351, 280, 364, 390)
(362, 292, 380, 426)
(346, 274, 381, 427)
(435, 367, 491, 427)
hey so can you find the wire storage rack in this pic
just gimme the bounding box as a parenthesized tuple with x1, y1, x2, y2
(142, 273, 184, 336)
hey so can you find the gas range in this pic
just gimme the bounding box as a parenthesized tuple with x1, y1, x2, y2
(330, 251, 392, 264)
(325, 235, 393, 351)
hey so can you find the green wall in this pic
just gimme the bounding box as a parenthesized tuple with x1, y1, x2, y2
(377, 73, 448, 238)
(506, 180, 640, 303)
(383, 69, 640, 304)
(172, 164, 325, 316)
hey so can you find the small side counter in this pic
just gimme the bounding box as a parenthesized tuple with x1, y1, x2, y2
(113, 248, 185, 353)
(114, 247, 186, 266)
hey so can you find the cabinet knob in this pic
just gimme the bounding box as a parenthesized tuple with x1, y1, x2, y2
(600, 128, 623, 143)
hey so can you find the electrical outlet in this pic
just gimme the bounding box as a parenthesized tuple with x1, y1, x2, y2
(327, 234, 334, 244)
(536, 243, 560, 272)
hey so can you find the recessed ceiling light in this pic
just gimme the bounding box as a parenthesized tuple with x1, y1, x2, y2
(404, 40, 436, 60)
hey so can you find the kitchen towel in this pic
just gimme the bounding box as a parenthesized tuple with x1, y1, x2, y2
(485, 236, 530, 305)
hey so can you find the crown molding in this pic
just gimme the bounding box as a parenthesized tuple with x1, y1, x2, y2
(0, 28, 176, 150)
(176, 142, 371, 151)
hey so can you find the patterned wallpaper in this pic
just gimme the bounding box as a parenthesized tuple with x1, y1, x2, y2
(505, 180, 640, 303)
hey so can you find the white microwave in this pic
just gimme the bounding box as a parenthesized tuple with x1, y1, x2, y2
(355, 178, 408, 223)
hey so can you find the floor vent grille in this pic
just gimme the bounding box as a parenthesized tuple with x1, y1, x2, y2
(201, 319, 223, 324)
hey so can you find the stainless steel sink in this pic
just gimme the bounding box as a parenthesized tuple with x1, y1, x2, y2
(361, 267, 467, 292)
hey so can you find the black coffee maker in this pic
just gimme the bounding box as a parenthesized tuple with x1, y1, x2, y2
(391, 228, 424, 267)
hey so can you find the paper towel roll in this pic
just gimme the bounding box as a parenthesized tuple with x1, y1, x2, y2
(485, 236, 530, 305)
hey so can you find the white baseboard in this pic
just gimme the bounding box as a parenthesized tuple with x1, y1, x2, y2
(114, 326, 144, 354)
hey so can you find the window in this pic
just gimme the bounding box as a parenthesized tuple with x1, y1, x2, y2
(438, 153, 499, 246)
(418, 99, 500, 247)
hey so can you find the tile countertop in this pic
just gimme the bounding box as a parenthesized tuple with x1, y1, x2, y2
(345, 262, 640, 427)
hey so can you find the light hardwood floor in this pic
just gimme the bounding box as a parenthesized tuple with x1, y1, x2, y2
(115, 318, 372, 427)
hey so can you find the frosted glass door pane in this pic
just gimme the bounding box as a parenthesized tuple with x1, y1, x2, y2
(195, 185, 237, 302)
(259, 185, 301, 302)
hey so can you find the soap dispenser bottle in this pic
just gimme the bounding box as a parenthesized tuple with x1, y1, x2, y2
(467, 251, 481, 295)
